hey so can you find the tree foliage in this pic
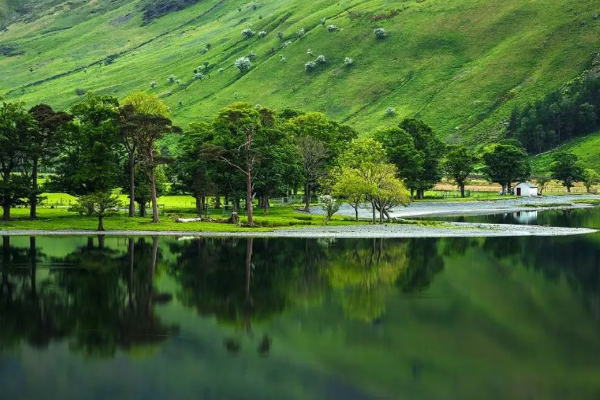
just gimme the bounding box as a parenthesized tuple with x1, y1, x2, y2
(550, 152, 584, 192)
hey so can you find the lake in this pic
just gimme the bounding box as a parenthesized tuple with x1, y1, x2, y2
(2, 209, 600, 399)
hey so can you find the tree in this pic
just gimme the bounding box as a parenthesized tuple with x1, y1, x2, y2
(0, 101, 36, 220)
(49, 94, 123, 205)
(399, 119, 445, 199)
(583, 169, 600, 193)
(374, 126, 422, 198)
(71, 191, 122, 231)
(550, 152, 584, 193)
(120, 92, 170, 218)
(443, 145, 477, 198)
(26, 104, 72, 219)
(285, 112, 357, 211)
(126, 113, 176, 223)
(332, 167, 370, 221)
(213, 103, 264, 226)
(321, 195, 340, 225)
(482, 144, 531, 194)
(536, 175, 552, 195)
(370, 164, 411, 223)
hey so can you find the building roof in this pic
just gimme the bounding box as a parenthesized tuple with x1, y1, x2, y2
(515, 181, 538, 188)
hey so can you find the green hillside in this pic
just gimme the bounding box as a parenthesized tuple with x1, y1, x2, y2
(531, 129, 600, 174)
(1, 0, 599, 142)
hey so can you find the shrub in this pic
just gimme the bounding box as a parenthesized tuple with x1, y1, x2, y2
(176, 79, 182, 84)
(327, 24, 338, 32)
(320, 18, 327, 26)
(168, 75, 176, 83)
(344, 57, 354, 66)
(234, 92, 239, 99)
(374, 28, 387, 39)
(200, 47, 208, 54)
(218, 67, 225, 72)
(316, 55, 326, 64)
(194, 73, 204, 80)
(150, 81, 157, 89)
(242, 28, 255, 38)
(279, 56, 286, 62)
(258, 30, 267, 38)
(206, 43, 212, 50)
(277, 31, 284, 41)
(320, 195, 340, 225)
(75, 88, 86, 96)
(297, 28, 305, 38)
(247, 51, 257, 60)
(305, 60, 317, 72)
(204, 61, 209, 68)
(385, 107, 396, 117)
(307, 49, 313, 56)
(235, 57, 252, 73)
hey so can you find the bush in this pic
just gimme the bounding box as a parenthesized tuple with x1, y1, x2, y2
(327, 24, 338, 32)
(297, 28, 305, 38)
(75, 88, 86, 96)
(305, 61, 317, 72)
(320, 195, 340, 225)
(194, 73, 204, 80)
(247, 51, 257, 60)
(320, 18, 327, 26)
(385, 107, 396, 117)
(176, 79, 182, 84)
(344, 57, 354, 66)
(235, 57, 252, 73)
(242, 28, 255, 38)
(277, 31, 284, 41)
(307, 49, 313, 56)
(218, 67, 224, 72)
(258, 30, 267, 38)
(279, 55, 286, 62)
(316, 55, 326, 64)
(150, 81, 157, 89)
(168, 75, 176, 83)
(201, 47, 208, 54)
(374, 28, 387, 39)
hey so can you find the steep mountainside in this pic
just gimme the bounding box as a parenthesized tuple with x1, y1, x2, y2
(1, 0, 599, 143)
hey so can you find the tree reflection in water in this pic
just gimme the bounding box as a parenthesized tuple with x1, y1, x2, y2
(0, 235, 178, 356)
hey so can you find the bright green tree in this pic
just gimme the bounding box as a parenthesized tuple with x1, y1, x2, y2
(583, 169, 600, 193)
(71, 191, 122, 231)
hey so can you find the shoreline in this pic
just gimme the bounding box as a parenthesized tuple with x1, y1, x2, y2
(0, 222, 596, 238)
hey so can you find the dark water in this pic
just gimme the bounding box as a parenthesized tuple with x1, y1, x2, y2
(426, 206, 600, 228)
(2, 213, 600, 399)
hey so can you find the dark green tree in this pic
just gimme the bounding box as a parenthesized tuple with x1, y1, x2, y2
(482, 144, 530, 194)
(550, 152, 584, 192)
(443, 145, 477, 198)
(0, 101, 36, 220)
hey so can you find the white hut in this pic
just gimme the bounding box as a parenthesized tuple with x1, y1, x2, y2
(513, 182, 539, 197)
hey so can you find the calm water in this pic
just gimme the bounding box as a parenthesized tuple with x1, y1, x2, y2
(2, 211, 600, 399)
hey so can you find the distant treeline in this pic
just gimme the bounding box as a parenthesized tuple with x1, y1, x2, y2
(142, 0, 204, 24)
(505, 76, 600, 154)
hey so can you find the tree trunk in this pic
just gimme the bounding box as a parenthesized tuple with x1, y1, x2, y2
(150, 166, 159, 223)
(195, 195, 202, 215)
(29, 237, 37, 298)
(379, 207, 384, 224)
(30, 158, 38, 219)
(128, 151, 136, 218)
(507, 183, 512, 195)
(263, 195, 269, 214)
(371, 201, 376, 224)
(2, 171, 10, 221)
(246, 171, 254, 226)
(2, 202, 9, 221)
(304, 183, 311, 212)
(567, 185, 571, 193)
(215, 196, 222, 209)
(460, 184, 465, 198)
(355, 206, 359, 221)
(98, 216, 104, 231)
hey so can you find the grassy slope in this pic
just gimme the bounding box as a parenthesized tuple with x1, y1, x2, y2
(1, 0, 599, 142)
(532, 129, 600, 174)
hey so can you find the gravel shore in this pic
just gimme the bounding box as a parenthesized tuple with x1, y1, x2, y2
(0, 222, 595, 238)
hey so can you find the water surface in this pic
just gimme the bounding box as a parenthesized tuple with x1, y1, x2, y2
(2, 212, 600, 399)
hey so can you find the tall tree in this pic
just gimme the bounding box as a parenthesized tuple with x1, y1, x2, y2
(120, 92, 170, 217)
(285, 112, 357, 211)
(125, 113, 175, 223)
(443, 145, 477, 198)
(26, 105, 72, 219)
(213, 103, 264, 226)
(482, 143, 531, 194)
(550, 152, 584, 192)
(0, 101, 35, 220)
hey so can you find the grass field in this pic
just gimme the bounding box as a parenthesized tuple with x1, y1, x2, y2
(1, 0, 599, 144)
(531, 129, 600, 174)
